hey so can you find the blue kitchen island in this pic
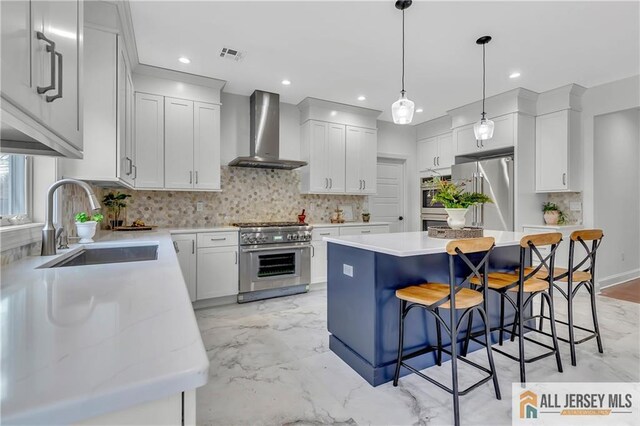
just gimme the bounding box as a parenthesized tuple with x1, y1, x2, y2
(325, 230, 529, 386)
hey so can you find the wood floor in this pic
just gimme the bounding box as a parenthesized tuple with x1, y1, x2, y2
(600, 278, 640, 303)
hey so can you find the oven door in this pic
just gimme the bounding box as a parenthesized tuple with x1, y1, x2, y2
(422, 214, 449, 231)
(239, 243, 311, 293)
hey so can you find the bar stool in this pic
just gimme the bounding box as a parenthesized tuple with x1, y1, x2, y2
(524, 229, 604, 366)
(464, 233, 564, 384)
(393, 237, 500, 426)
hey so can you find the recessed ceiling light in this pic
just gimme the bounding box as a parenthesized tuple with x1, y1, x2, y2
(330, 111, 337, 116)
(178, 57, 191, 64)
(357, 95, 366, 101)
(416, 108, 424, 113)
(281, 79, 291, 85)
(509, 72, 521, 79)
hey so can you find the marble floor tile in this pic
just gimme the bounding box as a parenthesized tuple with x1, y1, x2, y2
(195, 285, 640, 425)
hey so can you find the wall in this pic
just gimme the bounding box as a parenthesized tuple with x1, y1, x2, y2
(594, 108, 640, 287)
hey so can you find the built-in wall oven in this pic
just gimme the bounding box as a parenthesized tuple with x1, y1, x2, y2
(234, 222, 312, 303)
(421, 176, 451, 231)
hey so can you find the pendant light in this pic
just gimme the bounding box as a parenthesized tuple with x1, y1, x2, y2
(474, 35, 494, 140)
(391, 0, 414, 125)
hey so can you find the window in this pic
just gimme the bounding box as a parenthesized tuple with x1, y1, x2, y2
(0, 154, 30, 225)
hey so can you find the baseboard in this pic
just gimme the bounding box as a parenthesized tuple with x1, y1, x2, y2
(598, 268, 640, 291)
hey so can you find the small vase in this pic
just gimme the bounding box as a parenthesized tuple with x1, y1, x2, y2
(76, 221, 98, 243)
(543, 211, 560, 225)
(362, 213, 371, 223)
(445, 208, 469, 230)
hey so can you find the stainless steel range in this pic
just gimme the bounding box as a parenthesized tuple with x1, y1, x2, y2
(233, 222, 312, 303)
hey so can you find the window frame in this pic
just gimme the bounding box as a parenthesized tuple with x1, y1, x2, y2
(0, 154, 33, 226)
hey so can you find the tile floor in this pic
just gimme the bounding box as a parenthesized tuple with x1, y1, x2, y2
(195, 285, 640, 425)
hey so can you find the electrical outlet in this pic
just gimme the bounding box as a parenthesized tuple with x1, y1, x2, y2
(570, 202, 582, 212)
(196, 201, 204, 212)
(343, 264, 354, 277)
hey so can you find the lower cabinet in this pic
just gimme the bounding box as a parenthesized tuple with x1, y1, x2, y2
(197, 246, 239, 300)
(171, 233, 197, 302)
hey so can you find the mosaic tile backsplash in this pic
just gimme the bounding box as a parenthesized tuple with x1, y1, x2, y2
(61, 167, 367, 236)
(546, 192, 583, 225)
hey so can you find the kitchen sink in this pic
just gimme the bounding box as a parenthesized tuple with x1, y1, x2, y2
(41, 245, 158, 268)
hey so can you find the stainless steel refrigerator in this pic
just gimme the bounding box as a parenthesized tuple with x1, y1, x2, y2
(451, 156, 514, 231)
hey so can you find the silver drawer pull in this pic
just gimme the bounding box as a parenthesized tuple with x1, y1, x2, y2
(361, 230, 371, 234)
(242, 245, 309, 253)
(319, 232, 331, 236)
(210, 237, 226, 241)
(173, 241, 179, 252)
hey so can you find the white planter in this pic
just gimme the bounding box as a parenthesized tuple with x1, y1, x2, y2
(76, 221, 98, 243)
(445, 208, 469, 230)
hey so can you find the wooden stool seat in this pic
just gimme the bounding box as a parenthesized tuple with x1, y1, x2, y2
(521, 266, 592, 283)
(470, 273, 549, 293)
(395, 283, 483, 309)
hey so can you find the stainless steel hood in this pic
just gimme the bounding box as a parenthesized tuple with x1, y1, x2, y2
(228, 90, 307, 170)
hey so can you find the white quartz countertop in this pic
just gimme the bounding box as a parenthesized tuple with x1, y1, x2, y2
(521, 224, 584, 231)
(310, 222, 390, 228)
(325, 230, 527, 257)
(0, 229, 209, 425)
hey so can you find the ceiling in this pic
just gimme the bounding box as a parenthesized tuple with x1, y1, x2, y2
(129, 1, 640, 124)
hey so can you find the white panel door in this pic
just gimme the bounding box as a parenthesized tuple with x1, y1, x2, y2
(308, 120, 329, 192)
(197, 247, 239, 300)
(327, 123, 346, 192)
(437, 133, 453, 169)
(194, 102, 220, 190)
(172, 234, 197, 302)
(536, 110, 569, 191)
(371, 159, 405, 232)
(360, 128, 377, 194)
(164, 97, 194, 189)
(134, 93, 164, 189)
(345, 126, 362, 193)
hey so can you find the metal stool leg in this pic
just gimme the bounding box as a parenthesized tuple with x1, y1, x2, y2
(450, 309, 461, 426)
(393, 300, 407, 386)
(588, 281, 604, 353)
(435, 307, 442, 366)
(499, 293, 505, 345)
(477, 306, 501, 400)
(511, 292, 520, 343)
(538, 296, 545, 331)
(516, 292, 526, 383)
(544, 292, 564, 373)
(462, 310, 474, 357)
(566, 282, 577, 366)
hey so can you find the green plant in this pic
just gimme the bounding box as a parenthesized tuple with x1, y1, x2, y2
(75, 212, 104, 223)
(542, 202, 566, 224)
(102, 191, 131, 223)
(430, 179, 493, 209)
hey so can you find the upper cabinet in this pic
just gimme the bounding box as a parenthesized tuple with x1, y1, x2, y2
(1, 0, 83, 158)
(453, 113, 515, 156)
(298, 98, 381, 195)
(59, 28, 135, 187)
(193, 102, 221, 190)
(134, 92, 165, 189)
(535, 109, 581, 192)
(418, 133, 453, 172)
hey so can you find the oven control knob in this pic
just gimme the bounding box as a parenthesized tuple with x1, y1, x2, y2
(287, 234, 293, 241)
(261, 236, 268, 243)
(249, 237, 256, 244)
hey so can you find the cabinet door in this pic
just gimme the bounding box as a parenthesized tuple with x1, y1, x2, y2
(310, 241, 327, 284)
(172, 234, 197, 302)
(536, 110, 569, 191)
(327, 123, 346, 192)
(437, 133, 453, 169)
(134, 93, 164, 189)
(418, 137, 439, 171)
(116, 40, 134, 185)
(308, 121, 329, 192)
(197, 247, 239, 300)
(164, 97, 194, 189)
(360, 128, 377, 194)
(345, 126, 362, 193)
(483, 114, 514, 151)
(193, 102, 220, 190)
(41, 0, 83, 149)
(124, 70, 135, 185)
(454, 124, 480, 156)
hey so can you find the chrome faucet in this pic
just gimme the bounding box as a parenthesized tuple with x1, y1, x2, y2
(41, 178, 101, 256)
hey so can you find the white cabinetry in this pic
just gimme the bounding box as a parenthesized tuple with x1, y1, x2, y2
(197, 246, 239, 300)
(134, 92, 165, 189)
(535, 110, 581, 192)
(172, 234, 197, 302)
(300, 120, 346, 193)
(418, 133, 453, 171)
(59, 29, 135, 187)
(345, 126, 377, 194)
(454, 114, 514, 156)
(164, 98, 194, 189)
(193, 102, 221, 190)
(1, 0, 83, 157)
(338, 224, 390, 236)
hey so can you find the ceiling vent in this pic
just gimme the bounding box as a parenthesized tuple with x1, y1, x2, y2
(219, 47, 244, 62)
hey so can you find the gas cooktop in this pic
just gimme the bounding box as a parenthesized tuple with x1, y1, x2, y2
(232, 222, 308, 228)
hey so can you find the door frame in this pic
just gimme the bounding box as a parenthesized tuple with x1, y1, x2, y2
(372, 154, 408, 232)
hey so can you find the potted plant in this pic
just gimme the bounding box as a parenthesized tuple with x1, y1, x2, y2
(75, 212, 104, 243)
(542, 202, 566, 225)
(362, 211, 371, 223)
(102, 191, 131, 229)
(430, 179, 492, 230)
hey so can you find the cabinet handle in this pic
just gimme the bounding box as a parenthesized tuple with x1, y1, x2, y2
(125, 157, 133, 175)
(234, 251, 238, 264)
(325, 178, 329, 189)
(46, 51, 63, 102)
(132, 164, 137, 180)
(329, 178, 332, 189)
(36, 32, 56, 94)
(311, 245, 315, 257)
(192, 240, 195, 254)
(363, 180, 366, 190)
(476, 139, 480, 148)
(562, 173, 567, 185)
(433, 157, 436, 166)
(359, 179, 362, 190)
(210, 237, 227, 241)
(437, 156, 440, 166)
(173, 241, 179, 253)
(361, 230, 371, 234)
(195, 171, 198, 185)
(319, 232, 331, 236)
(189, 171, 193, 184)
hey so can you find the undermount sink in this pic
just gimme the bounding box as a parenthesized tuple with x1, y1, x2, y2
(41, 245, 158, 268)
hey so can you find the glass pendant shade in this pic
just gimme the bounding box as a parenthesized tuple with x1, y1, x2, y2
(474, 117, 495, 140)
(391, 92, 415, 125)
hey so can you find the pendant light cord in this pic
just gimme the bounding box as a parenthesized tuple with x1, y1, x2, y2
(401, 9, 405, 94)
(481, 42, 486, 118)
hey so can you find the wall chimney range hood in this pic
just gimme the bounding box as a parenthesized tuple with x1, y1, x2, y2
(228, 90, 307, 170)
